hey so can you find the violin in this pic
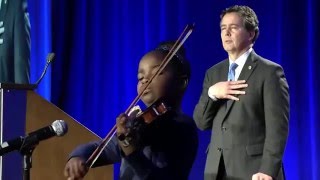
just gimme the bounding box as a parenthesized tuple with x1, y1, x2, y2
(85, 23, 195, 168)
(118, 99, 171, 141)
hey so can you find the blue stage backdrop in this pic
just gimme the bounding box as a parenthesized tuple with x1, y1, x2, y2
(28, 0, 319, 179)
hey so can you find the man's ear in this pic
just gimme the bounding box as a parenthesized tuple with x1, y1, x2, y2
(249, 31, 255, 42)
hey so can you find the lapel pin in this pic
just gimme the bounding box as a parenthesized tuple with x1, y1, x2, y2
(248, 66, 252, 70)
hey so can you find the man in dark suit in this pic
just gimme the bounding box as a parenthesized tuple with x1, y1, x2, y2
(193, 5, 289, 180)
(0, 0, 30, 83)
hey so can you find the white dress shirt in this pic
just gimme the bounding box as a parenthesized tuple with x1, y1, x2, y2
(208, 48, 253, 101)
(229, 48, 253, 81)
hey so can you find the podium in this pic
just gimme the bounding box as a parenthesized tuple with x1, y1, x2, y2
(0, 83, 113, 180)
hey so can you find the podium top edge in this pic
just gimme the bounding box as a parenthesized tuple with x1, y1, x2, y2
(0, 83, 37, 90)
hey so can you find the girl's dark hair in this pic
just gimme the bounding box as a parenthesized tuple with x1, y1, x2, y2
(155, 41, 191, 80)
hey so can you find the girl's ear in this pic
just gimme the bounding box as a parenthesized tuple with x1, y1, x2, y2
(177, 76, 188, 90)
(182, 78, 188, 89)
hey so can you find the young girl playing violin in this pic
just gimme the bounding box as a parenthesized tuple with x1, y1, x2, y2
(64, 42, 198, 180)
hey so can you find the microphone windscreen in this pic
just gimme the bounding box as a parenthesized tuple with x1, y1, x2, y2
(46, 53, 55, 63)
(52, 120, 68, 136)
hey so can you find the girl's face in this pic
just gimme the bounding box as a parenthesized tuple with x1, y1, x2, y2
(137, 51, 177, 107)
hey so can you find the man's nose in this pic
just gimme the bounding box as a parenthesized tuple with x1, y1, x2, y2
(225, 28, 231, 36)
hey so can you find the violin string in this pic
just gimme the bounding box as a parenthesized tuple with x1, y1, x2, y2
(86, 23, 194, 168)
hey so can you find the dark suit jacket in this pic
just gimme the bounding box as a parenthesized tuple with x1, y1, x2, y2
(0, 0, 30, 83)
(193, 51, 289, 180)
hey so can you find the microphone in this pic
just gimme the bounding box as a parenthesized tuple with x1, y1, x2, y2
(34, 53, 55, 88)
(0, 120, 68, 156)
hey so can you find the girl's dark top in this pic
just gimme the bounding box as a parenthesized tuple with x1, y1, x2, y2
(69, 111, 199, 180)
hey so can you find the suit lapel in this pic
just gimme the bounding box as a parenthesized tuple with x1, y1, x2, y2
(223, 51, 258, 118)
(219, 59, 229, 81)
(237, 51, 258, 82)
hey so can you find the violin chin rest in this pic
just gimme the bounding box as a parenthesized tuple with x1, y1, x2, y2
(128, 105, 142, 118)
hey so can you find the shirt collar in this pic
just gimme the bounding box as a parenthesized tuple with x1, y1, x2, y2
(228, 48, 253, 68)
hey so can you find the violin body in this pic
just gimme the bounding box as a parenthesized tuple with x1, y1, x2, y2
(119, 99, 171, 141)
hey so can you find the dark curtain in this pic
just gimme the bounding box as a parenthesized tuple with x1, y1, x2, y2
(29, 0, 320, 179)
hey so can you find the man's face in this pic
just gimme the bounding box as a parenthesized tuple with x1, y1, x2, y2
(220, 12, 253, 56)
(137, 52, 177, 107)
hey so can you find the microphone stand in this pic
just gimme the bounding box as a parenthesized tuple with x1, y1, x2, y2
(19, 135, 39, 180)
(18, 53, 55, 179)
(22, 148, 35, 180)
(18, 53, 55, 180)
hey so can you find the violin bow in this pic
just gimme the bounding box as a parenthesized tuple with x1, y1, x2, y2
(86, 23, 195, 168)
